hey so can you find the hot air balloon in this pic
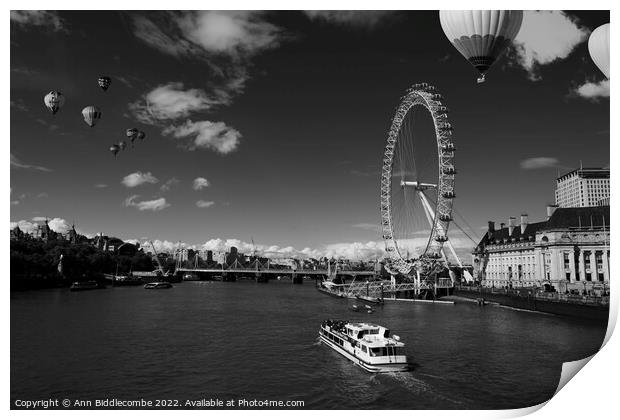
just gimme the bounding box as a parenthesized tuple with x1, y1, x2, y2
(126, 128, 139, 146)
(82, 106, 101, 127)
(137, 131, 146, 141)
(110, 144, 120, 156)
(43, 91, 65, 115)
(118, 140, 127, 151)
(98, 76, 112, 91)
(588, 23, 609, 79)
(439, 10, 523, 83)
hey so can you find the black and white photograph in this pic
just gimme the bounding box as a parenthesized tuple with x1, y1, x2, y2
(8, 3, 614, 414)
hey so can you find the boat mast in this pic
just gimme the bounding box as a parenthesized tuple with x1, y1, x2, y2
(149, 241, 166, 275)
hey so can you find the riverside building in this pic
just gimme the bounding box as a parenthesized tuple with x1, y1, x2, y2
(555, 167, 610, 208)
(472, 205, 610, 294)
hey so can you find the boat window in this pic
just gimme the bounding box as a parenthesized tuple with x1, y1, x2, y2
(361, 345, 368, 353)
(383, 329, 390, 338)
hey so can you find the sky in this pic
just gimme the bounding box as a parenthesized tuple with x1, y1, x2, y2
(9, 10, 610, 261)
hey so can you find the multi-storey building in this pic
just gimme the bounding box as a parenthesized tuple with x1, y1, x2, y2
(555, 167, 610, 208)
(472, 205, 610, 294)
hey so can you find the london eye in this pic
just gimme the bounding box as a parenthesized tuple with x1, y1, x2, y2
(380, 83, 456, 278)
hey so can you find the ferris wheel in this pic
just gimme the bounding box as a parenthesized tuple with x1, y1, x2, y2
(380, 83, 456, 276)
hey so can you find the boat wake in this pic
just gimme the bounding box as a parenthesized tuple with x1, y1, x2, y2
(384, 372, 464, 407)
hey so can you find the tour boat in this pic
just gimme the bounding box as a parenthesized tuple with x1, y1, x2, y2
(319, 319, 409, 373)
(144, 281, 173, 289)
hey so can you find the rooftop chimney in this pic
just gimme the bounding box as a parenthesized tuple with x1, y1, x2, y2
(487, 221, 495, 239)
(546, 204, 558, 220)
(500, 222, 505, 230)
(520, 214, 528, 234)
(508, 217, 516, 236)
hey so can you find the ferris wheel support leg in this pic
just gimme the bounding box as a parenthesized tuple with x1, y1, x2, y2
(445, 239, 463, 268)
(417, 191, 436, 229)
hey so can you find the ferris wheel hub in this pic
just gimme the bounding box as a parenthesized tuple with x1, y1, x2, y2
(400, 181, 437, 190)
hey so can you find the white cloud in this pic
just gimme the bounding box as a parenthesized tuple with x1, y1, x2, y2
(163, 120, 241, 154)
(160, 177, 180, 192)
(520, 157, 560, 170)
(176, 11, 283, 56)
(192, 177, 210, 190)
(121, 171, 159, 188)
(196, 200, 215, 208)
(133, 11, 283, 59)
(47, 218, 71, 234)
(10, 220, 38, 233)
(304, 11, 393, 27)
(124, 195, 170, 211)
(513, 11, 589, 80)
(128, 82, 228, 124)
(141, 239, 188, 253)
(572, 79, 610, 101)
(94, 183, 108, 188)
(10, 11, 64, 31)
(10, 154, 52, 172)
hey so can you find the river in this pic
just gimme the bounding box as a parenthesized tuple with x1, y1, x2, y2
(11, 280, 607, 409)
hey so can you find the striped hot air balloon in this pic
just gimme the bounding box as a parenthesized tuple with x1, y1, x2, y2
(43, 91, 65, 115)
(98, 76, 112, 91)
(81, 106, 102, 127)
(439, 10, 523, 83)
(126, 128, 139, 146)
(110, 144, 120, 156)
(118, 140, 127, 151)
(588, 23, 609, 79)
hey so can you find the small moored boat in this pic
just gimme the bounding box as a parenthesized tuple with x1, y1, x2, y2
(144, 281, 173, 289)
(356, 295, 384, 305)
(70, 280, 105, 292)
(319, 320, 408, 373)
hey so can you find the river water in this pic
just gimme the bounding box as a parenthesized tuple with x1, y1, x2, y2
(11, 281, 607, 409)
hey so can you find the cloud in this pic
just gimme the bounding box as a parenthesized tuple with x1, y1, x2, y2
(47, 218, 71, 234)
(132, 11, 283, 59)
(94, 183, 108, 188)
(163, 120, 241, 154)
(11, 217, 71, 234)
(196, 200, 215, 208)
(512, 11, 589, 80)
(10, 99, 29, 112)
(10, 11, 64, 31)
(160, 177, 180, 192)
(140, 239, 189, 253)
(192, 177, 210, 190)
(36, 192, 48, 198)
(10, 220, 38, 233)
(10, 154, 52, 172)
(572, 79, 610, 101)
(124, 195, 170, 211)
(128, 82, 229, 124)
(121, 171, 159, 188)
(520, 157, 561, 170)
(304, 11, 393, 27)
